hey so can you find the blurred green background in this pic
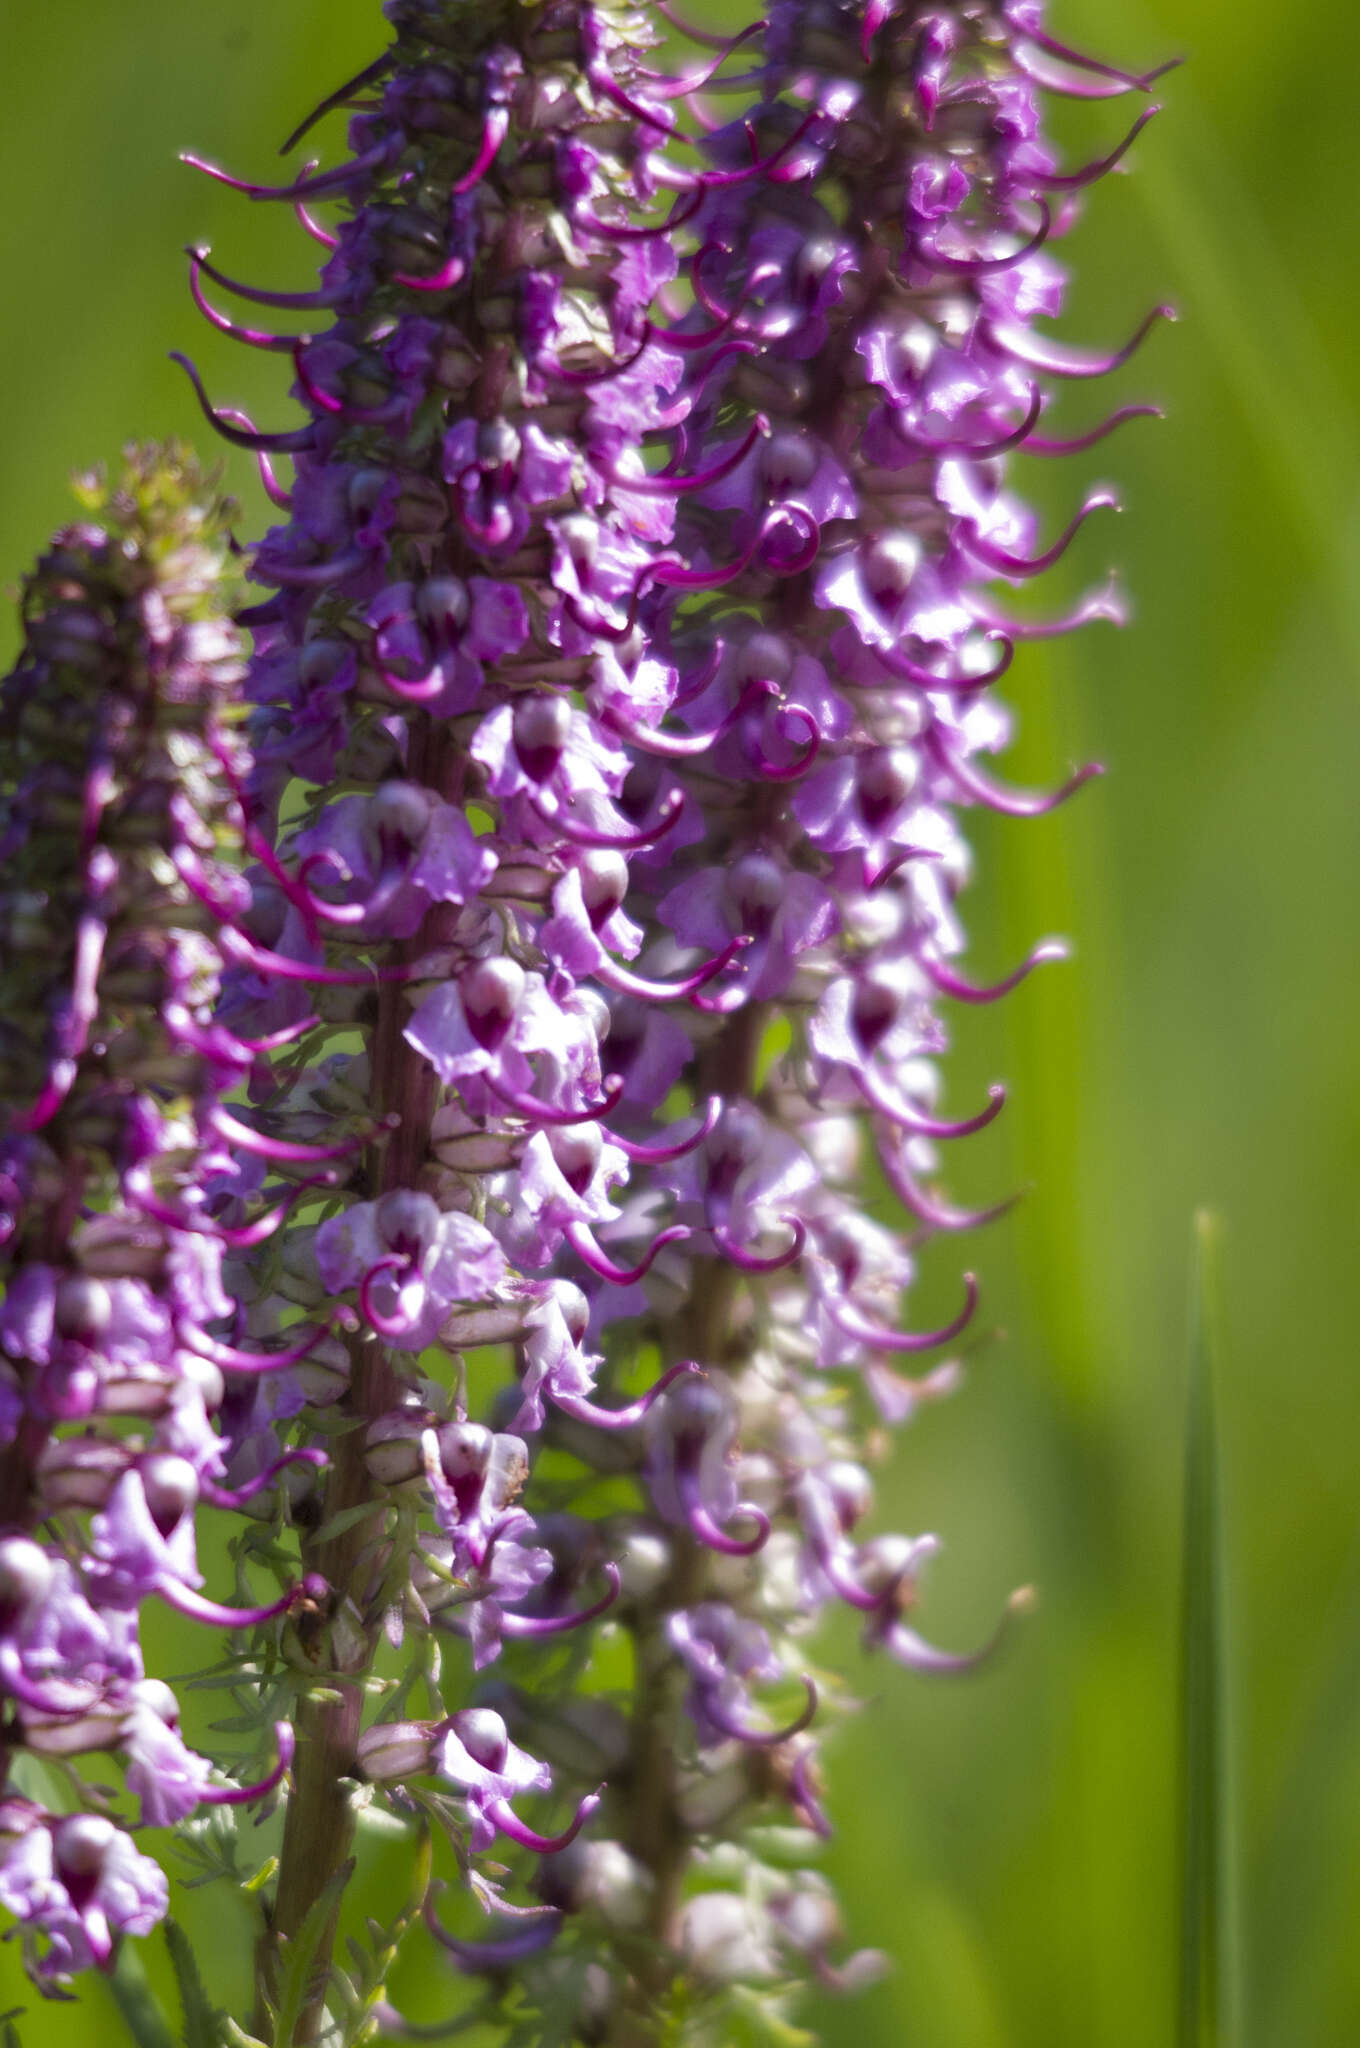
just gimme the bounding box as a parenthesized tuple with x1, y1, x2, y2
(1, 1, 1357, 2042)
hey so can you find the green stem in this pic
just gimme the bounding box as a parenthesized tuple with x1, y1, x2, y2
(257, 893, 437, 2043)
(604, 1003, 769, 2046)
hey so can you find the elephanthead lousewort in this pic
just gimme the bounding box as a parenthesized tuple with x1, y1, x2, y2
(0, 3, 1170, 2040)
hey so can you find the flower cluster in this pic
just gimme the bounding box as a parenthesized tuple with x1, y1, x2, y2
(0, 450, 304, 1982)
(0, 0, 1167, 2034)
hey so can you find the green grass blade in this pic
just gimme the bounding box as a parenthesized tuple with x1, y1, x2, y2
(109, 1939, 178, 2048)
(1176, 1211, 1243, 2048)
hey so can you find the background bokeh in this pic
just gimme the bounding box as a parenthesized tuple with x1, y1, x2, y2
(1, 2, 1357, 2042)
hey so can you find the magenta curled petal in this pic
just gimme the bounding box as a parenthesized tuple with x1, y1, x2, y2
(372, 664, 450, 703)
(700, 111, 823, 190)
(169, 352, 317, 452)
(586, 67, 682, 139)
(896, 388, 1043, 461)
(485, 1073, 624, 1128)
(11, 1058, 78, 1133)
(1028, 404, 1163, 456)
(291, 345, 405, 426)
(819, 1272, 979, 1355)
(251, 545, 374, 588)
(877, 633, 1015, 696)
(294, 856, 392, 925)
(500, 1563, 622, 1639)
(1017, 22, 1176, 93)
(179, 136, 397, 203)
(126, 1164, 333, 1248)
(211, 1106, 366, 1164)
(595, 936, 749, 1004)
(200, 1449, 328, 1508)
(683, 1492, 771, 1559)
(811, 1544, 891, 1617)
(687, 980, 752, 1017)
(921, 198, 1052, 275)
(860, 0, 892, 56)
(927, 728, 1104, 817)
(870, 1600, 1022, 1675)
(1014, 42, 1164, 99)
(552, 1359, 703, 1431)
(669, 639, 726, 707)
(638, 22, 763, 96)
(878, 1137, 1019, 1235)
(967, 488, 1119, 579)
(922, 938, 1069, 1004)
(531, 789, 684, 851)
(611, 1098, 721, 1164)
(578, 190, 703, 244)
(984, 304, 1175, 380)
(0, 1645, 98, 1718)
(155, 1578, 297, 1629)
(1039, 105, 1162, 190)
(754, 705, 822, 783)
(487, 1789, 602, 1857)
(602, 677, 774, 758)
(609, 418, 766, 499)
(711, 1219, 806, 1274)
(971, 580, 1127, 639)
(186, 246, 343, 310)
(644, 505, 818, 594)
(278, 52, 395, 155)
(549, 328, 655, 385)
(654, 0, 740, 49)
(563, 1219, 691, 1286)
(452, 108, 509, 194)
(790, 1749, 834, 1840)
(171, 1008, 319, 1057)
(219, 925, 415, 985)
(187, 255, 303, 351)
(295, 196, 338, 248)
(179, 1322, 331, 1375)
(394, 251, 466, 293)
(359, 1255, 424, 1341)
(197, 1722, 295, 1807)
(702, 1675, 818, 1748)
(424, 1896, 563, 1972)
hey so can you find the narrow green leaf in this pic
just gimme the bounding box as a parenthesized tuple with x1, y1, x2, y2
(222, 2020, 268, 2048)
(109, 1940, 178, 2048)
(272, 1857, 355, 2048)
(728, 1985, 817, 2048)
(243, 1856, 280, 1896)
(1176, 1211, 1243, 2048)
(311, 1501, 383, 1546)
(3, 2018, 24, 2048)
(165, 1918, 222, 2048)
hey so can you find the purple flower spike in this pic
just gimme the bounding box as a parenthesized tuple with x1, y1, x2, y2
(0, 449, 321, 1985)
(139, 0, 1172, 2024)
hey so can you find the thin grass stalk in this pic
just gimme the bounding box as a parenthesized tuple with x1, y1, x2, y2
(1176, 1209, 1244, 2048)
